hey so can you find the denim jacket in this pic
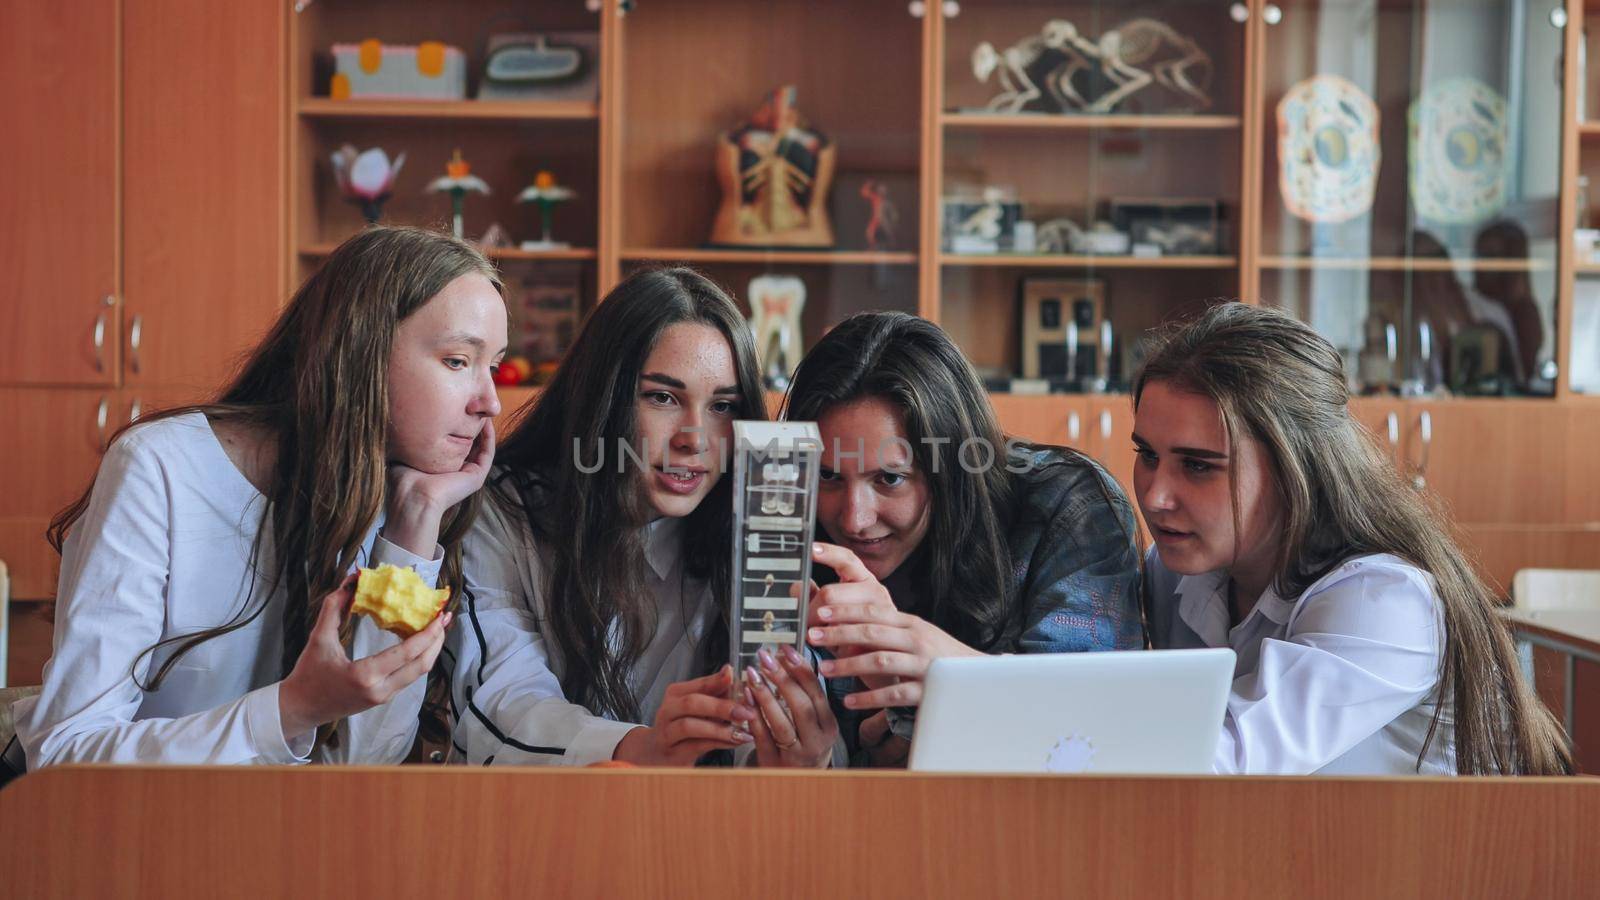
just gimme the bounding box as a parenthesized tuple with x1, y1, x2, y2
(824, 444, 1145, 760)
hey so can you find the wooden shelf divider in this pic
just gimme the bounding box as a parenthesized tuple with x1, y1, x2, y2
(1261, 256, 1553, 273)
(940, 253, 1238, 269)
(297, 97, 600, 121)
(941, 112, 1242, 131)
(621, 248, 918, 266)
(298, 244, 597, 262)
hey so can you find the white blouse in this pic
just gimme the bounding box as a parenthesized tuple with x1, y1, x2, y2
(1146, 549, 1455, 775)
(447, 483, 718, 766)
(12, 413, 441, 768)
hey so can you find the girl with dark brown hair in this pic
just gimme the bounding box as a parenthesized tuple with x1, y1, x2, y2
(450, 267, 837, 768)
(788, 312, 1143, 767)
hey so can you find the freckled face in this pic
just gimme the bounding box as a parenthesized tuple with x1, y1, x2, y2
(635, 323, 741, 519)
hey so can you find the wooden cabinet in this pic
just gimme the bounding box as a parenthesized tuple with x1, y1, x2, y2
(0, 389, 126, 599)
(989, 395, 1084, 448)
(0, 1, 284, 600)
(123, 0, 285, 391)
(1083, 395, 1137, 497)
(0, 386, 198, 600)
(0, 0, 119, 386)
(1347, 398, 1404, 469)
(1404, 401, 1567, 526)
(1345, 398, 1600, 592)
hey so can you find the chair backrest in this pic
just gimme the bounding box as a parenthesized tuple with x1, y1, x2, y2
(1511, 568, 1600, 611)
(0, 560, 8, 688)
(0, 685, 39, 752)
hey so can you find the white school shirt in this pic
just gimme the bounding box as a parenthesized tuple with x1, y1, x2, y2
(448, 485, 717, 765)
(12, 413, 442, 768)
(1146, 548, 1455, 775)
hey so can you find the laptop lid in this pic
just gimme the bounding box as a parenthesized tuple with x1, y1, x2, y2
(907, 648, 1236, 775)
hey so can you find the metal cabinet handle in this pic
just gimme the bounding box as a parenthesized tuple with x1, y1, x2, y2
(1385, 411, 1400, 461)
(1068, 411, 1081, 443)
(129, 314, 143, 374)
(128, 397, 143, 424)
(1098, 410, 1112, 441)
(93, 310, 108, 373)
(1263, 4, 1283, 24)
(96, 395, 109, 448)
(1098, 320, 1114, 382)
(1411, 410, 1433, 490)
(1229, 3, 1249, 23)
(1065, 321, 1079, 385)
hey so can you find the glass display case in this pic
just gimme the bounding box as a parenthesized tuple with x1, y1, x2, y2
(617, 0, 923, 388)
(938, 0, 1247, 392)
(1258, 0, 1564, 398)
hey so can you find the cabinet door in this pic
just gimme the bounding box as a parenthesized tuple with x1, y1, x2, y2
(990, 395, 1087, 448)
(122, 0, 284, 389)
(1460, 525, 1600, 598)
(1561, 406, 1600, 525)
(0, 386, 212, 600)
(1084, 395, 1137, 495)
(1406, 400, 1568, 526)
(0, 0, 118, 385)
(0, 389, 120, 599)
(1347, 397, 1404, 471)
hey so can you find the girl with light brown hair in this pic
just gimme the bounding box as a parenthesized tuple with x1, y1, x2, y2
(1133, 301, 1570, 775)
(6, 226, 506, 775)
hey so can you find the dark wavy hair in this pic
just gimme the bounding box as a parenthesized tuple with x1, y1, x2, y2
(492, 267, 766, 721)
(783, 311, 1129, 651)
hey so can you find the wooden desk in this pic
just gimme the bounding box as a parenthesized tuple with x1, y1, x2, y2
(1504, 609, 1600, 663)
(1, 767, 1595, 897)
(1505, 609, 1600, 774)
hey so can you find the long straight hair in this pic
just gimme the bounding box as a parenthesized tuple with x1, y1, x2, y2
(1133, 301, 1572, 775)
(493, 267, 765, 721)
(50, 226, 502, 695)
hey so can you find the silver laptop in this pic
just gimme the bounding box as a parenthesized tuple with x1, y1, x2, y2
(907, 648, 1236, 774)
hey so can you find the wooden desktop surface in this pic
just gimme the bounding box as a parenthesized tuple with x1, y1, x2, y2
(1, 767, 1596, 897)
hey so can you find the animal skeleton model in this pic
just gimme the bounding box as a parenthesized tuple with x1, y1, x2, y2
(1089, 18, 1213, 113)
(972, 18, 1211, 115)
(972, 20, 1101, 114)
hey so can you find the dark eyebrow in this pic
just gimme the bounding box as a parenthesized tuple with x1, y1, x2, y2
(642, 373, 740, 395)
(820, 464, 886, 478)
(1131, 432, 1227, 460)
(640, 372, 684, 389)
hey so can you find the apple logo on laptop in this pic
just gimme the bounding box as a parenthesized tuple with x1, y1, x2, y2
(1046, 734, 1095, 773)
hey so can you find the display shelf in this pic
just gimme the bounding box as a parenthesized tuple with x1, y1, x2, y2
(1261, 256, 1553, 273)
(299, 243, 597, 262)
(621, 248, 918, 266)
(297, 98, 600, 121)
(941, 253, 1237, 269)
(941, 113, 1242, 131)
